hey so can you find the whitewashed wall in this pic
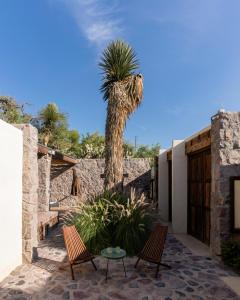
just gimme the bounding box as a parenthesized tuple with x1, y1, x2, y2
(158, 150, 169, 221)
(172, 140, 188, 233)
(0, 120, 23, 282)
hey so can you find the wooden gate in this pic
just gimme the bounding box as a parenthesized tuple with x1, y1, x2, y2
(188, 148, 211, 245)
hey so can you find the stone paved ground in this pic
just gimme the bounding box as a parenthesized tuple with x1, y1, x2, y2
(0, 224, 240, 300)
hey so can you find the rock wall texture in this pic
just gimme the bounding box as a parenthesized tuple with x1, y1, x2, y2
(37, 153, 59, 241)
(15, 124, 39, 263)
(211, 112, 240, 255)
(50, 158, 151, 207)
(38, 154, 51, 212)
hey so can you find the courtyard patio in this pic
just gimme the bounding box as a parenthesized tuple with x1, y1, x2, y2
(0, 223, 239, 300)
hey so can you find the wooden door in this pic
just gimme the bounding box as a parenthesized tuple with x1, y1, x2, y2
(188, 149, 211, 245)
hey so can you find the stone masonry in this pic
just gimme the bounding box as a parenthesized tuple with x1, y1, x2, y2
(15, 124, 39, 263)
(38, 153, 58, 240)
(38, 154, 51, 212)
(211, 112, 240, 255)
(50, 158, 151, 207)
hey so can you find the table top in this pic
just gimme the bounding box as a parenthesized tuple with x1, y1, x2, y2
(101, 247, 126, 259)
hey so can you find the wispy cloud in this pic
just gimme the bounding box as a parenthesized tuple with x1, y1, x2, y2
(164, 105, 187, 117)
(60, 0, 122, 47)
(152, 0, 224, 40)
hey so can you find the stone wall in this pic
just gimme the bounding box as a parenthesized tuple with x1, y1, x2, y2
(38, 153, 59, 240)
(123, 158, 152, 195)
(50, 158, 151, 207)
(38, 154, 51, 212)
(211, 112, 240, 255)
(15, 124, 39, 263)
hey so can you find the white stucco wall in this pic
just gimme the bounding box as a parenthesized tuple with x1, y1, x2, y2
(172, 140, 188, 233)
(158, 149, 169, 221)
(0, 120, 23, 282)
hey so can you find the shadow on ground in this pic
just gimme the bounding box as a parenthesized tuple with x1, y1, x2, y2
(0, 223, 239, 300)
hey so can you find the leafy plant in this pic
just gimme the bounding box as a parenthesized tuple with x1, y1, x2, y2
(32, 103, 80, 156)
(0, 96, 31, 124)
(33, 102, 68, 147)
(72, 196, 111, 253)
(78, 132, 105, 158)
(221, 239, 240, 273)
(113, 190, 151, 255)
(77, 134, 159, 159)
(67, 189, 151, 255)
(1, 95, 159, 159)
(123, 142, 135, 158)
(134, 144, 160, 158)
(66, 130, 80, 157)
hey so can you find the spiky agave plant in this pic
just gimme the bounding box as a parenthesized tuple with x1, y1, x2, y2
(99, 40, 143, 190)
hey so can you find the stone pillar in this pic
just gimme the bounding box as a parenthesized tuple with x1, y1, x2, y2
(38, 154, 51, 212)
(211, 112, 240, 255)
(15, 124, 39, 263)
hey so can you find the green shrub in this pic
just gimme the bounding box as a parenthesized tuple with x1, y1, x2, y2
(221, 239, 240, 272)
(67, 190, 151, 255)
(113, 190, 151, 255)
(72, 198, 110, 253)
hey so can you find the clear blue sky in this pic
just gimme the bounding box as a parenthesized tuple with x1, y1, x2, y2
(0, 0, 240, 149)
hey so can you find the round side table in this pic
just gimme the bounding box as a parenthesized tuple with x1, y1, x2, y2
(101, 247, 126, 281)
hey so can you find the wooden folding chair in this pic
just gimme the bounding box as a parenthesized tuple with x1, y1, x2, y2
(135, 224, 171, 278)
(63, 225, 97, 280)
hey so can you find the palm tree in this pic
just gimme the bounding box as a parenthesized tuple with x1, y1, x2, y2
(99, 40, 143, 190)
(35, 103, 67, 147)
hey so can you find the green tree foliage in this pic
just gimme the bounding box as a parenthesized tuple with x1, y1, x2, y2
(34, 103, 105, 158)
(78, 132, 105, 158)
(33, 103, 81, 156)
(0, 96, 159, 159)
(67, 130, 80, 156)
(134, 144, 160, 158)
(123, 141, 135, 158)
(0, 96, 31, 124)
(33, 103, 68, 148)
(76, 134, 159, 159)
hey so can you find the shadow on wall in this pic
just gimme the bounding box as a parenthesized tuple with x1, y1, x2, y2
(51, 170, 152, 209)
(50, 164, 73, 180)
(99, 169, 151, 197)
(124, 170, 151, 199)
(49, 159, 152, 208)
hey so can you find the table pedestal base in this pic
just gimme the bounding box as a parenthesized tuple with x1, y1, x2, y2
(105, 258, 127, 282)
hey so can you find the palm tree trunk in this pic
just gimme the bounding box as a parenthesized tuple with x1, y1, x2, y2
(104, 77, 143, 191)
(104, 83, 128, 190)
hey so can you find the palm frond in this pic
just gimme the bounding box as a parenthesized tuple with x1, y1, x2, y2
(39, 103, 66, 126)
(99, 40, 139, 101)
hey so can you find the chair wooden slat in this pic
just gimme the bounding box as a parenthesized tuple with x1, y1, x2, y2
(135, 224, 170, 278)
(63, 225, 97, 279)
